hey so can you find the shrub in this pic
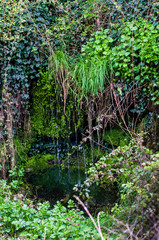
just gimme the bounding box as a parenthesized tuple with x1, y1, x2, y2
(84, 137, 159, 239)
(0, 179, 100, 239)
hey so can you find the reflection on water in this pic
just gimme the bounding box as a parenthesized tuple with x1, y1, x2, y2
(27, 165, 86, 206)
(27, 142, 117, 211)
(27, 163, 118, 213)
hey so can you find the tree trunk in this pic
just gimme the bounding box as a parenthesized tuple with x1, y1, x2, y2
(6, 99, 15, 170)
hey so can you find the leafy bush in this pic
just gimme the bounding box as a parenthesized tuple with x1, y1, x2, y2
(80, 18, 159, 104)
(84, 137, 159, 239)
(111, 19, 159, 105)
(0, 180, 101, 239)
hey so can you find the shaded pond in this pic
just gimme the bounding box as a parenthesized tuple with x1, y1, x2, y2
(27, 165, 86, 206)
(26, 139, 118, 212)
(27, 164, 118, 213)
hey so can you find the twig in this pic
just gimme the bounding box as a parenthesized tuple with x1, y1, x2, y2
(73, 195, 105, 240)
(43, 227, 46, 240)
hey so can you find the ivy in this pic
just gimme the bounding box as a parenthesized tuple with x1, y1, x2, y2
(0, 0, 54, 131)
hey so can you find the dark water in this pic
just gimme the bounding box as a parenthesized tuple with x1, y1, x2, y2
(27, 164, 118, 213)
(27, 139, 117, 211)
(27, 165, 86, 206)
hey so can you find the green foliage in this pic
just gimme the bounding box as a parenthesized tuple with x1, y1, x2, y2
(108, 153, 159, 239)
(103, 128, 129, 147)
(74, 57, 108, 96)
(51, 0, 96, 55)
(81, 28, 113, 60)
(84, 137, 159, 238)
(0, 179, 100, 239)
(1, 0, 158, 155)
(31, 67, 84, 139)
(14, 137, 31, 165)
(51, 16, 158, 126)
(1, 3, 159, 238)
(30, 70, 56, 137)
(26, 153, 55, 172)
(8, 166, 25, 191)
(70, 28, 112, 96)
(87, 137, 150, 189)
(52, 0, 158, 55)
(1, 137, 159, 239)
(79, 18, 159, 103)
(0, 0, 53, 131)
(111, 19, 159, 105)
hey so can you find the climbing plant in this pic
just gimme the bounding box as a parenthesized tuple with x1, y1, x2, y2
(0, 0, 55, 176)
(1, 0, 159, 176)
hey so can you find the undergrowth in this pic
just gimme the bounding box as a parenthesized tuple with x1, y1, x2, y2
(1, 137, 159, 239)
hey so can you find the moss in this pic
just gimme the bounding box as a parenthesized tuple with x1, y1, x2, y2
(14, 137, 32, 164)
(103, 128, 130, 147)
(30, 70, 84, 141)
(26, 153, 56, 172)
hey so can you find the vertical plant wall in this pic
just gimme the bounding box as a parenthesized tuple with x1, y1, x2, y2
(0, 0, 56, 177)
(0, 0, 159, 177)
